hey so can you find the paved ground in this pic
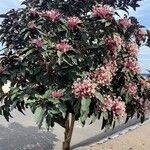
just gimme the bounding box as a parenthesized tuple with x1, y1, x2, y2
(0, 110, 56, 150)
(0, 109, 144, 150)
(88, 120, 150, 150)
(0, 110, 106, 150)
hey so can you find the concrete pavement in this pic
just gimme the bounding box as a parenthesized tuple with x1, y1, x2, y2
(0, 110, 105, 150)
(88, 120, 150, 150)
(0, 109, 143, 150)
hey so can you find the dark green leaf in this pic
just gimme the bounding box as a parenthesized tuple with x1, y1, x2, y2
(80, 97, 91, 124)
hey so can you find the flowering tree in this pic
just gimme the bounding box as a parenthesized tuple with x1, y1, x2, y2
(0, 0, 150, 149)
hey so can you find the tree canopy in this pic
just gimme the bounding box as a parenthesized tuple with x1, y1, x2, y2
(0, 0, 150, 131)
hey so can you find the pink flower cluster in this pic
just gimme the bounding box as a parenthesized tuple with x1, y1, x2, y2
(105, 59, 117, 74)
(111, 98, 126, 118)
(66, 16, 82, 28)
(55, 41, 72, 53)
(105, 34, 122, 52)
(51, 90, 63, 98)
(29, 8, 38, 16)
(118, 18, 132, 27)
(126, 42, 138, 57)
(139, 78, 146, 86)
(43, 10, 61, 21)
(99, 95, 113, 111)
(8, 44, 14, 49)
(139, 78, 150, 88)
(136, 28, 147, 41)
(92, 5, 114, 19)
(137, 28, 147, 36)
(124, 57, 139, 73)
(72, 78, 96, 98)
(32, 38, 43, 48)
(98, 95, 126, 118)
(28, 21, 36, 29)
(125, 82, 137, 95)
(93, 65, 113, 86)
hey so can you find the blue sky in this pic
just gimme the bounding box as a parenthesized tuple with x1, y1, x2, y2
(0, 0, 150, 73)
(129, 0, 150, 73)
(0, 0, 23, 12)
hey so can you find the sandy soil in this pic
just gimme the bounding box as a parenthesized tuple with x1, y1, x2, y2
(88, 121, 150, 150)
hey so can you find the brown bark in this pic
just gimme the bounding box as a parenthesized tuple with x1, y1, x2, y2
(62, 113, 75, 150)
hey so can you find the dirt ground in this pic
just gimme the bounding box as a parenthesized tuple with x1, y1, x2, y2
(88, 121, 150, 150)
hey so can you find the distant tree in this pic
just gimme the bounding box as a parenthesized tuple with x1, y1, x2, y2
(0, 0, 150, 149)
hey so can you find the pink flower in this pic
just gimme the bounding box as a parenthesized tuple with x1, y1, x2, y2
(51, 90, 63, 98)
(32, 38, 43, 48)
(72, 78, 96, 98)
(98, 95, 113, 111)
(92, 5, 114, 19)
(113, 34, 122, 46)
(8, 44, 14, 49)
(112, 98, 126, 118)
(118, 18, 132, 27)
(136, 28, 147, 41)
(126, 42, 138, 57)
(139, 78, 146, 85)
(98, 95, 126, 118)
(125, 82, 137, 95)
(105, 34, 122, 52)
(93, 65, 113, 86)
(44, 10, 61, 21)
(28, 21, 36, 29)
(139, 78, 150, 88)
(137, 28, 147, 36)
(29, 8, 38, 16)
(66, 16, 82, 28)
(124, 57, 139, 73)
(105, 60, 117, 75)
(55, 41, 72, 53)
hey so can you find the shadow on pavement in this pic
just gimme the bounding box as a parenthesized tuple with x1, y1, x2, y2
(0, 122, 57, 150)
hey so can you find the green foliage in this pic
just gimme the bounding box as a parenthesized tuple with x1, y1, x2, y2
(80, 97, 91, 124)
(34, 106, 46, 128)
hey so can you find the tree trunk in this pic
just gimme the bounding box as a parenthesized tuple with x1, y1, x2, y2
(62, 113, 75, 150)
